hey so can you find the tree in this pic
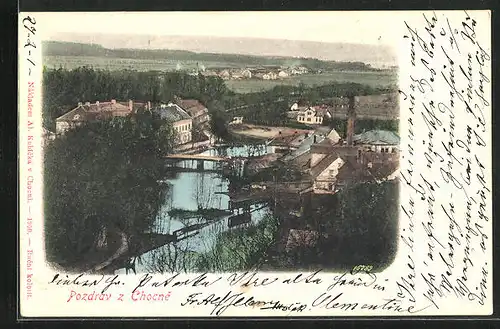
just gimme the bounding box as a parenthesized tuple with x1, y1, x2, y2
(44, 111, 174, 269)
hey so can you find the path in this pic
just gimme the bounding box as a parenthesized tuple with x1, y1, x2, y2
(92, 231, 128, 272)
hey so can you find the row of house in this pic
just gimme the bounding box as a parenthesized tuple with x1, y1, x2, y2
(54, 98, 210, 146)
(200, 66, 309, 81)
(288, 93, 400, 125)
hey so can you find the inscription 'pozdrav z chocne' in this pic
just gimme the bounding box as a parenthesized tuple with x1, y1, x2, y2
(397, 10, 491, 312)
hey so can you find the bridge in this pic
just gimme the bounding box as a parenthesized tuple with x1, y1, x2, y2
(164, 154, 229, 162)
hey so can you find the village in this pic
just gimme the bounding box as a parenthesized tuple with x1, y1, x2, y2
(43, 87, 400, 273)
(45, 91, 400, 196)
(183, 64, 311, 80)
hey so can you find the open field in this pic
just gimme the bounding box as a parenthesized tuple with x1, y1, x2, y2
(225, 71, 397, 93)
(43, 55, 245, 71)
(229, 124, 311, 140)
(43, 55, 397, 94)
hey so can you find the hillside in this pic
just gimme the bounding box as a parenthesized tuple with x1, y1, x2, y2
(46, 33, 397, 68)
(42, 41, 384, 72)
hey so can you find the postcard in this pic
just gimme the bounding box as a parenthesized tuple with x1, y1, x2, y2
(18, 10, 492, 318)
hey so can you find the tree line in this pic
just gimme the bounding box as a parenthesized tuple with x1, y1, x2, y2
(43, 67, 396, 133)
(44, 41, 381, 72)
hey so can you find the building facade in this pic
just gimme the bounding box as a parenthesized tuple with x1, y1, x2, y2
(297, 107, 323, 125)
(55, 99, 149, 134)
(175, 98, 210, 127)
(153, 103, 193, 145)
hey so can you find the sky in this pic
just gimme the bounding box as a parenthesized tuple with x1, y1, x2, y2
(31, 11, 408, 46)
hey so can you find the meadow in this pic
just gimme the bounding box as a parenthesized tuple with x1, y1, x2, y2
(43, 55, 244, 72)
(225, 71, 397, 93)
(44, 55, 398, 93)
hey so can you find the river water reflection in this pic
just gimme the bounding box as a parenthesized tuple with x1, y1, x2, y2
(129, 144, 273, 273)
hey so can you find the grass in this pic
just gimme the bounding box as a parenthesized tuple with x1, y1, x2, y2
(43, 55, 245, 72)
(225, 71, 397, 93)
(43, 55, 397, 93)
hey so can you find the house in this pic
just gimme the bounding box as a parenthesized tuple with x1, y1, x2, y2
(311, 152, 346, 193)
(174, 98, 210, 127)
(152, 102, 193, 145)
(290, 102, 299, 111)
(313, 105, 333, 119)
(308, 134, 400, 194)
(326, 128, 341, 144)
(55, 99, 149, 134)
(297, 66, 309, 74)
(307, 96, 400, 194)
(267, 72, 278, 80)
(229, 116, 244, 125)
(278, 70, 289, 78)
(231, 73, 244, 80)
(353, 130, 400, 153)
(241, 69, 252, 79)
(290, 66, 309, 75)
(268, 131, 309, 154)
(201, 70, 218, 77)
(219, 70, 231, 80)
(281, 133, 324, 168)
(297, 107, 323, 125)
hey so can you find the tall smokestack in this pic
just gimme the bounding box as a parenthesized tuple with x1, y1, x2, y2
(346, 95, 356, 146)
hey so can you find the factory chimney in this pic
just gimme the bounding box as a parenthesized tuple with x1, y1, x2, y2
(346, 95, 356, 146)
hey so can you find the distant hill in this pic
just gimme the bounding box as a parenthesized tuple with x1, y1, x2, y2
(46, 33, 397, 68)
(42, 41, 389, 72)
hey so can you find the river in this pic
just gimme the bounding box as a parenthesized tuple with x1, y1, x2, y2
(121, 144, 273, 273)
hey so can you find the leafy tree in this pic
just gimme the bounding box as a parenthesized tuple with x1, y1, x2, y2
(44, 111, 174, 269)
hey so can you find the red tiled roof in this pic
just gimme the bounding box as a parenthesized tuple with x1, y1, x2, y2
(175, 99, 208, 117)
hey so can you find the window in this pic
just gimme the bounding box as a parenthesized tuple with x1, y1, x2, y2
(307, 118, 311, 122)
(329, 170, 335, 176)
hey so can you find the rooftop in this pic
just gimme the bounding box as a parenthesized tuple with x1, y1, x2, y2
(353, 130, 400, 145)
(153, 103, 191, 122)
(311, 153, 340, 179)
(282, 134, 325, 161)
(176, 99, 208, 117)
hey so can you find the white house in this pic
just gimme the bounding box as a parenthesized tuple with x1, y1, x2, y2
(278, 70, 289, 78)
(241, 69, 252, 79)
(296, 107, 323, 125)
(230, 116, 244, 125)
(311, 154, 346, 194)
